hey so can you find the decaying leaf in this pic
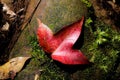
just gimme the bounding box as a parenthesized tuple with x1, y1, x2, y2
(1, 22, 10, 31)
(0, 57, 30, 79)
(2, 2, 16, 18)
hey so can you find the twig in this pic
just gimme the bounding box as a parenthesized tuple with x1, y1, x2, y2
(22, 0, 41, 30)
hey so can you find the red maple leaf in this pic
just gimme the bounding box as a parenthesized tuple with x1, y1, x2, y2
(51, 27, 89, 64)
(37, 17, 90, 65)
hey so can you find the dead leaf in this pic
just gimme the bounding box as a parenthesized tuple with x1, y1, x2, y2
(2, 2, 16, 18)
(1, 22, 10, 31)
(0, 57, 30, 79)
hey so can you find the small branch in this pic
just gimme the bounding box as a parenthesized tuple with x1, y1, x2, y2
(22, 0, 41, 30)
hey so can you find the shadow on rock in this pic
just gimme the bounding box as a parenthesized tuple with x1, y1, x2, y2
(54, 60, 93, 73)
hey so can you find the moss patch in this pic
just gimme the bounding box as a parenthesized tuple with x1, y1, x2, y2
(78, 18, 120, 80)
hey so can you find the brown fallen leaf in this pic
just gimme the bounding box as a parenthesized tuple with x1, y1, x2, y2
(0, 57, 30, 79)
(2, 2, 16, 18)
(1, 22, 10, 31)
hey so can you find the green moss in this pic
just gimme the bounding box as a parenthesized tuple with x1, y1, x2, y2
(81, 0, 92, 7)
(26, 35, 68, 80)
(80, 18, 120, 79)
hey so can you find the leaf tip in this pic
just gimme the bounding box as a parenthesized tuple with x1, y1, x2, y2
(36, 18, 42, 26)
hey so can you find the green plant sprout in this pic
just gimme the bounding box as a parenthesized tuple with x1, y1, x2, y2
(81, 0, 92, 7)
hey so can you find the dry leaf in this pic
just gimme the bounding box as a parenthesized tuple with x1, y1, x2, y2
(2, 3, 16, 18)
(0, 57, 30, 79)
(1, 22, 10, 31)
